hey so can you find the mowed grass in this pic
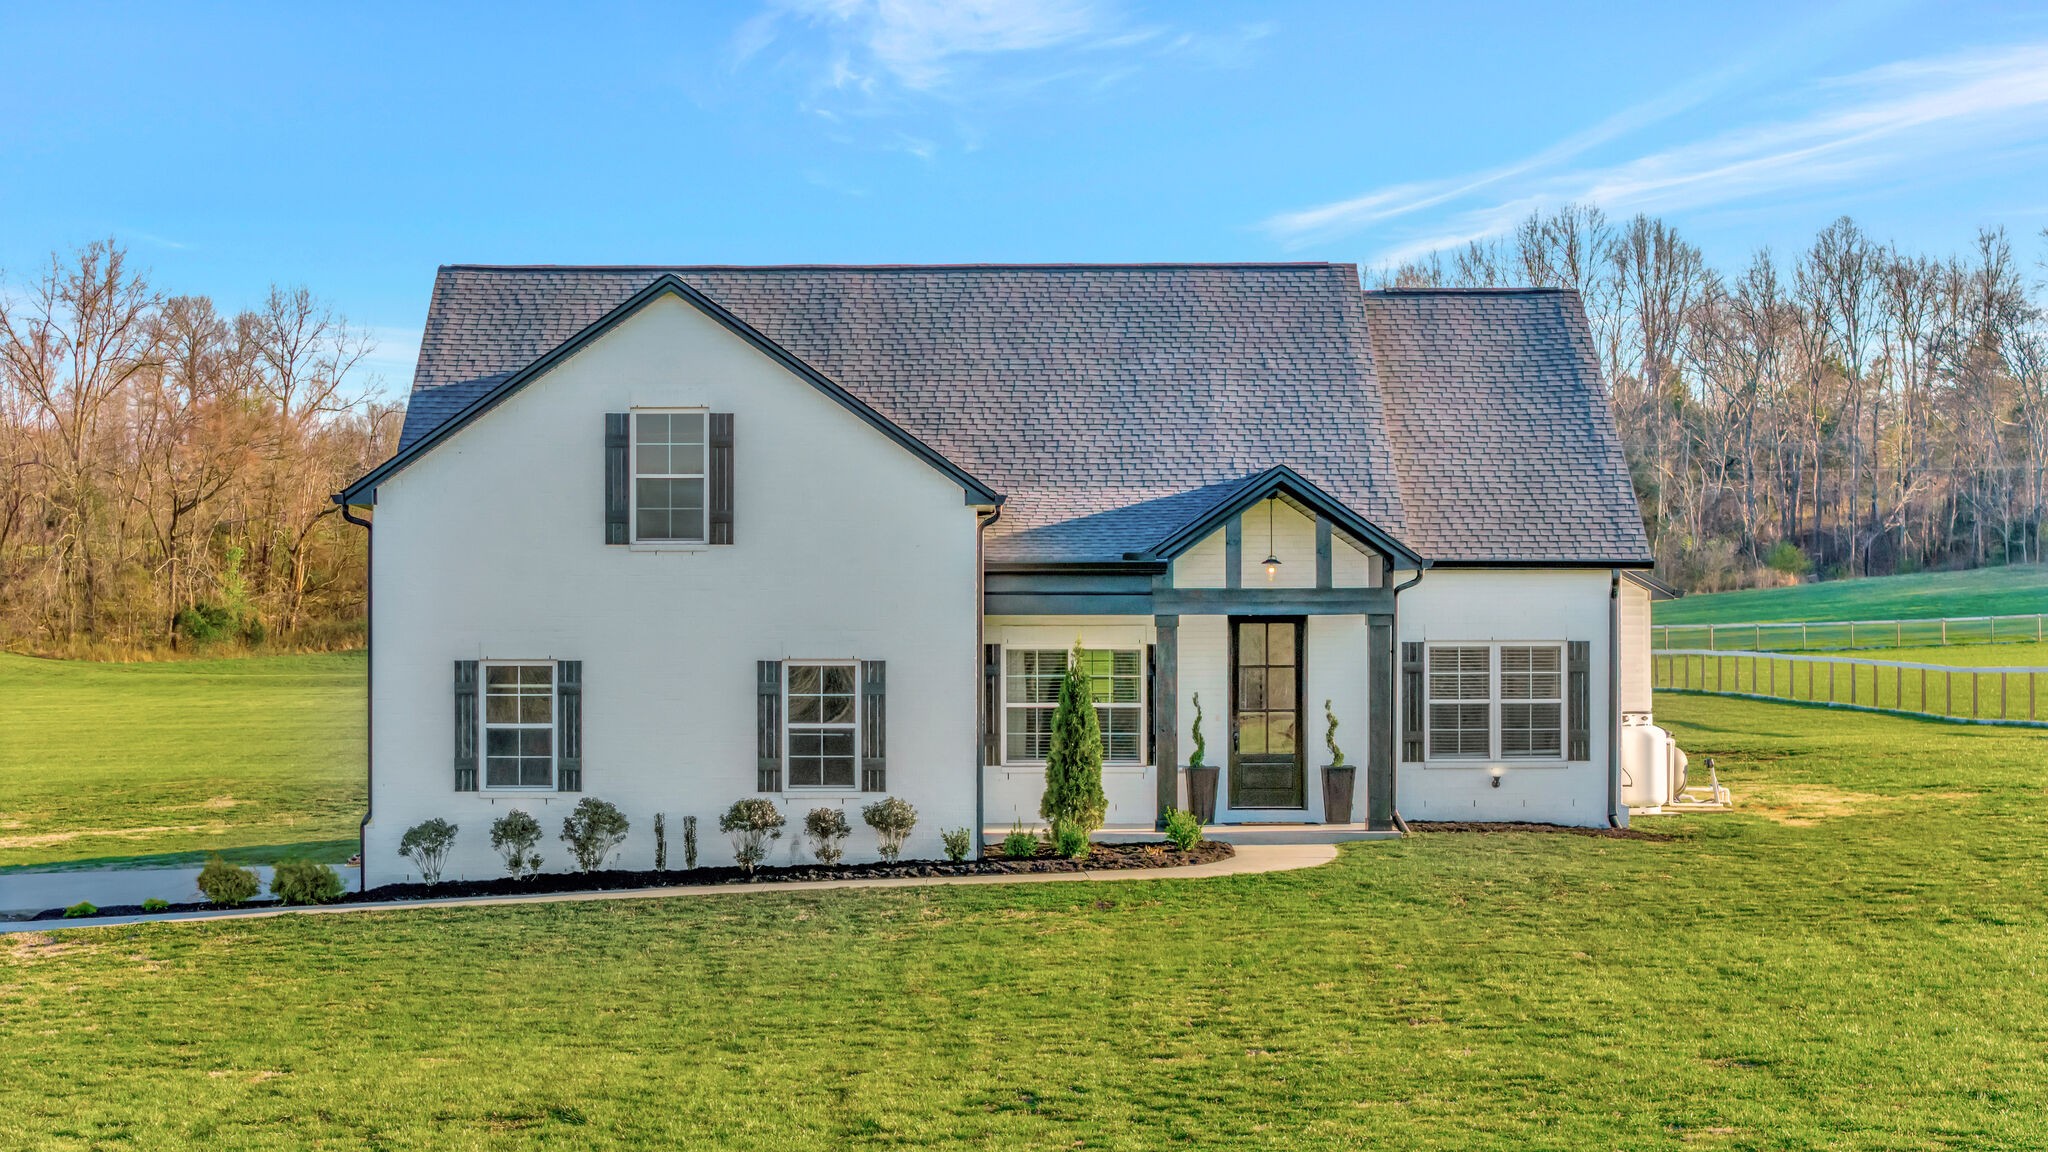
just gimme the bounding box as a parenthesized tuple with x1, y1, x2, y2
(0, 652, 364, 870)
(5, 696, 2046, 1150)
(1655, 563, 2048, 625)
(1659, 645, 2048, 721)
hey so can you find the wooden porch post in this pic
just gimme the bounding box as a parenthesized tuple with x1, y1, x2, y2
(1367, 613, 1396, 830)
(1153, 614, 1179, 828)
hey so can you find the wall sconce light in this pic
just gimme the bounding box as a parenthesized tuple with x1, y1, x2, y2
(1489, 765, 1505, 789)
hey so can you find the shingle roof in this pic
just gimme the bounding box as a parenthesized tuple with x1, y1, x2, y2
(387, 264, 1647, 566)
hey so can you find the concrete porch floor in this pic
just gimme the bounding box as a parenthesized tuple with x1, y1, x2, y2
(988, 823, 1403, 845)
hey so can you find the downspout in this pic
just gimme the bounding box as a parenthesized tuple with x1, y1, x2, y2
(1607, 568, 1622, 828)
(974, 503, 1002, 856)
(339, 499, 373, 892)
(1388, 563, 1424, 830)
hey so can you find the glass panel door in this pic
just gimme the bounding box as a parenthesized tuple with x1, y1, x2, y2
(1230, 618, 1304, 808)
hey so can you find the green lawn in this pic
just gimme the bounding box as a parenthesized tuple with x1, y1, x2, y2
(5, 695, 2046, 1149)
(1655, 563, 2048, 626)
(0, 651, 364, 870)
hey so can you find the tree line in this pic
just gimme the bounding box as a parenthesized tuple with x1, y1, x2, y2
(0, 241, 397, 656)
(1379, 209, 2048, 590)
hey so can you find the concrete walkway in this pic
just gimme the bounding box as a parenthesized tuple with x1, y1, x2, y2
(1, 843, 1337, 934)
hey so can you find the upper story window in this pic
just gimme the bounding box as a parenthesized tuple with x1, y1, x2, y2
(1004, 647, 1144, 765)
(632, 410, 706, 543)
(1425, 643, 1564, 762)
(483, 662, 555, 788)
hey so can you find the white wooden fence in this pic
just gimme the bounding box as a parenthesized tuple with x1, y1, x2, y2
(1653, 613, 2048, 653)
(1655, 649, 2048, 727)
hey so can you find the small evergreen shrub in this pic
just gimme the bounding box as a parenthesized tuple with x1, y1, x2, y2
(398, 818, 458, 883)
(1163, 807, 1202, 851)
(720, 799, 786, 872)
(861, 796, 918, 863)
(1324, 699, 1345, 766)
(489, 810, 546, 879)
(141, 898, 170, 912)
(63, 901, 97, 918)
(805, 807, 851, 865)
(1002, 825, 1039, 859)
(271, 858, 344, 905)
(941, 827, 972, 862)
(683, 814, 699, 870)
(1188, 691, 1207, 768)
(196, 855, 261, 905)
(654, 812, 668, 871)
(560, 798, 631, 872)
(1050, 819, 1090, 860)
(1765, 540, 1811, 577)
(1040, 642, 1107, 835)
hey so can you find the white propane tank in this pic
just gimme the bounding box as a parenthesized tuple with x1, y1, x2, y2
(1620, 719, 1671, 809)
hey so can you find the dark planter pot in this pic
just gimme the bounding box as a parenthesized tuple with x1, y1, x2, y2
(1321, 764, 1357, 825)
(1184, 765, 1219, 824)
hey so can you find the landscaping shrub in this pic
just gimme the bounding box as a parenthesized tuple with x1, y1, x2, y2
(195, 855, 261, 905)
(941, 827, 971, 862)
(489, 810, 546, 878)
(398, 818, 458, 884)
(271, 858, 344, 905)
(1040, 642, 1106, 835)
(862, 796, 918, 862)
(654, 812, 668, 871)
(720, 799, 785, 872)
(1002, 825, 1039, 859)
(683, 814, 699, 870)
(560, 798, 631, 872)
(1164, 807, 1202, 851)
(1324, 699, 1345, 766)
(1766, 540, 1812, 577)
(1050, 819, 1090, 859)
(141, 898, 169, 912)
(804, 807, 851, 865)
(63, 901, 97, 918)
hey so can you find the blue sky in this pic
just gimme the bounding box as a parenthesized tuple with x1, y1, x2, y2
(4, 1, 2048, 394)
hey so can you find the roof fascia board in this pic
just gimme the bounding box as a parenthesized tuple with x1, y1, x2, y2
(337, 273, 1001, 506)
(1426, 559, 1657, 570)
(1144, 466, 1424, 569)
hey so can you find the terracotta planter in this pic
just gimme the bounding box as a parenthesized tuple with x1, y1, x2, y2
(1321, 764, 1356, 825)
(1184, 765, 1219, 824)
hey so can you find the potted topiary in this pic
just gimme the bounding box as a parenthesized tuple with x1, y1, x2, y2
(1183, 691, 1219, 824)
(1322, 699, 1356, 824)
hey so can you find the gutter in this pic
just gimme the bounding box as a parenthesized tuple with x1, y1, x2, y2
(1607, 568, 1622, 828)
(974, 503, 1002, 856)
(1387, 563, 1424, 828)
(339, 501, 373, 891)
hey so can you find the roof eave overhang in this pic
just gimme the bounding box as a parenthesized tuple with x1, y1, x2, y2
(334, 273, 1002, 508)
(1138, 465, 1426, 570)
(1424, 557, 1657, 570)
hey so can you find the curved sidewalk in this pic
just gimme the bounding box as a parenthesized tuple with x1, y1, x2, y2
(3, 843, 1339, 934)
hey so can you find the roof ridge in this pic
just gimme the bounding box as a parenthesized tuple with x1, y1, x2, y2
(437, 262, 1349, 273)
(1365, 286, 1574, 295)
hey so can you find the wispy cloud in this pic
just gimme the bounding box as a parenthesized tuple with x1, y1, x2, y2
(1262, 41, 2048, 264)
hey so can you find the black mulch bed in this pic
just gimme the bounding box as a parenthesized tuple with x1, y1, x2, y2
(22, 840, 1233, 923)
(1406, 820, 1678, 841)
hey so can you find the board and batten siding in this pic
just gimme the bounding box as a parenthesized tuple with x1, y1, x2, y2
(363, 293, 981, 885)
(1169, 501, 1378, 589)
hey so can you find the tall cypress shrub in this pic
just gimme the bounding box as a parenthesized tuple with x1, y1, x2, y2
(1040, 642, 1107, 834)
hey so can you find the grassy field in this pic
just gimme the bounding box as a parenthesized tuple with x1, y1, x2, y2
(0, 652, 363, 871)
(1654, 563, 2048, 626)
(4, 695, 2045, 1149)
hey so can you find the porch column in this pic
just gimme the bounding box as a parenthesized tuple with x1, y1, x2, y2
(1153, 613, 1179, 827)
(1367, 613, 1396, 830)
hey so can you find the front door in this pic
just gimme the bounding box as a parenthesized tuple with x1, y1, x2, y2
(1229, 617, 1304, 809)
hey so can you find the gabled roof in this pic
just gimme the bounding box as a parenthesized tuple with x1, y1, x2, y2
(1142, 465, 1424, 569)
(360, 264, 1651, 567)
(338, 273, 999, 505)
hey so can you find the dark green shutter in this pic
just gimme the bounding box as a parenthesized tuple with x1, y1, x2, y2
(709, 412, 734, 545)
(1400, 642, 1424, 763)
(1144, 644, 1157, 765)
(983, 644, 1002, 766)
(558, 660, 583, 791)
(454, 660, 479, 791)
(1567, 641, 1590, 762)
(757, 660, 782, 792)
(861, 660, 886, 791)
(605, 413, 629, 544)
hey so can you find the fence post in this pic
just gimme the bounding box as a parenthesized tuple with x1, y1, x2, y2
(1896, 621, 1901, 648)
(1942, 619, 1948, 645)
(1849, 621, 1856, 648)
(1709, 624, 1717, 651)
(1756, 624, 1763, 651)
(1803, 623, 1809, 650)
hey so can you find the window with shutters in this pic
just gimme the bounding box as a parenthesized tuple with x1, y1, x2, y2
(785, 662, 859, 789)
(482, 662, 555, 789)
(1003, 647, 1144, 766)
(631, 409, 706, 543)
(1424, 643, 1566, 762)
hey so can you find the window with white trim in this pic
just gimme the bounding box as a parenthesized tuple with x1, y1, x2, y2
(631, 410, 706, 542)
(786, 662, 858, 788)
(1424, 643, 1565, 761)
(1004, 648, 1144, 765)
(483, 662, 555, 788)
